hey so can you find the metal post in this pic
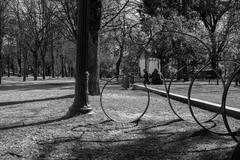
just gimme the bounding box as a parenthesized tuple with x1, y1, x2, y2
(85, 71, 90, 107)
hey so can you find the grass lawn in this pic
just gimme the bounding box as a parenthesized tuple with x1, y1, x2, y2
(147, 80, 240, 109)
(0, 77, 238, 159)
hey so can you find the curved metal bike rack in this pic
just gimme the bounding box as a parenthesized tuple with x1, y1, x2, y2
(100, 75, 150, 123)
(222, 66, 240, 142)
(187, 62, 228, 135)
(101, 27, 240, 143)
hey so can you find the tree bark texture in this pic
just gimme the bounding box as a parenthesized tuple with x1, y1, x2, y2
(87, 0, 102, 96)
(88, 33, 100, 95)
(66, 0, 92, 117)
(0, 17, 2, 84)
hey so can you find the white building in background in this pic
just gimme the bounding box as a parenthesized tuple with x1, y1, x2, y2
(139, 53, 161, 77)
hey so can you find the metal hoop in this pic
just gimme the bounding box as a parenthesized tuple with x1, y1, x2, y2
(100, 75, 150, 123)
(188, 62, 230, 135)
(222, 64, 240, 142)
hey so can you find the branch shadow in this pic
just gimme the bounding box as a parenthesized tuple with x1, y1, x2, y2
(34, 119, 235, 160)
(0, 82, 75, 91)
(0, 94, 74, 107)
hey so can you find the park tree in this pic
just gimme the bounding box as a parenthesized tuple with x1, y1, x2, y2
(142, 0, 240, 72)
(0, 1, 9, 84)
(51, 0, 102, 95)
(13, 0, 54, 80)
(65, 0, 92, 117)
(10, 0, 31, 81)
(101, 0, 148, 76)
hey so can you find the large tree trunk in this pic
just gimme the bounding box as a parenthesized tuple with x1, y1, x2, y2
(87, 0, 102, 96)
(65, 0, 92, 118)
(0, 13, 3, 84)
(231, 142, 240, 160)
(88, 33, 100, 95)
(33, 51, 38, 80)
(0, 38, 2, 84)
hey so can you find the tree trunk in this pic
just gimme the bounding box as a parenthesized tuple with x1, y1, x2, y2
(231, 142, 240, 160)
(177, 59, 182, 80)
(12, 59, 15, 76)
(209, 31, 219, 85)
(160, 57, 165, 76)
(17, 44, 22, 77)
(23, 51, 27, 82)
(7, 56, 10, 77)
(17, 57, 22, 77)
(182, 60, 188, 81)
(61, 55, 64, 78)
(71, 65, 74, 77)
(0, 38, 2, 84)
(0, 14, 3, 84)
(87, 0, 102, 96)
(209, 31, 218, 75)
(41, 55, 46, 80)
(65, 0, 92, 118)
(88, 33, 100, 95)
(33, 51, 38, 80)
(50, 36, 55, 78)
(115, 57, 122, 77)
(64, 63, 68, 77)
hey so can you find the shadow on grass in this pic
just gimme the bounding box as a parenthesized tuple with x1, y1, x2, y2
(0, 94, 75, 130)
(0, 94, 74, 107)
(0, 115, 70, 130)
(0, 82, 75, 91)
(34, 119, 235, 160)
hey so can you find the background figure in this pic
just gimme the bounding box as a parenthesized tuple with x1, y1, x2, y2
(151, 69, 162, 85)
(143, 69, 150, 85)
(235, 70, 240, 86)
(121, 70, 130, 89)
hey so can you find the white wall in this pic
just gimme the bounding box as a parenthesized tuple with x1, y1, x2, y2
(148, 58, 161, 75)
(139, 58, 146, 76)
(139, 57, 161, 77)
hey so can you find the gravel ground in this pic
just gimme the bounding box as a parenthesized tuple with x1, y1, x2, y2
(0, 78, 239, 160)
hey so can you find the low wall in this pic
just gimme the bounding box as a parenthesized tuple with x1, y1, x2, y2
(132, 84, 240, 119)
